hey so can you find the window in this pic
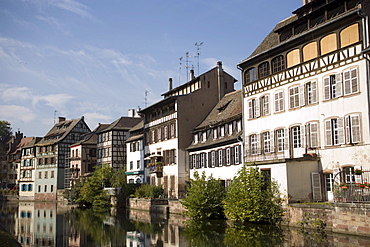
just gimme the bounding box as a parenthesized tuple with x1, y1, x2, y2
(213, 128, 218, 139)
(320, 33, 337, 55)
(324, 74, 342, 100)
(248, 98, 259, 119)
(170, 123, 176, 138)
(305, 81, 317, 105)
(228, 123, 233, 135)
(291, 126, 302, 148)
(164, 126, 168, 140)
(245, 67, 257, 82)
(262, 132, 272, 153)
(276, 129, 286, 152)
(274, 91, 284, 113)
(44, 185, 47, 192)
(137, 160, 140, 169)
(272, 56, 285, 73)
(130, 161, 133, 170)
(202, 131, 207, 142)
(51, 171, 54, 178)
(211, 151, 216, 168)
(289, 86, 300, 109)
(218, 150, 224, 167)
(194, 134, 199, 144)
(200, 153, 205, 168)
(343, 68, 358, 95)
(325, 118, 345, 146)
(28, 184, 33, 191)
(345, 114, 361, 144)
(250, 134, 259, 155)
(258, 62, 269, 78)
(343, 167, 355, 183)
(220, 126, 225, 137)
(260, 95, 270, 116)
(340, 23, 359, 48)
(50, 185, 53, 192)
(226, 148, 231, 166)
(287, 49, 300, 68)
(38, 185, 41, 192)
(324, 173, 334, 192)
(303, 42, 318, 62)
(44, 171, 48, 179)
(307, 122, 319, 148)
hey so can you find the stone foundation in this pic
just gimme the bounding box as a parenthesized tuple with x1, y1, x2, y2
(285, 203, 370, 236)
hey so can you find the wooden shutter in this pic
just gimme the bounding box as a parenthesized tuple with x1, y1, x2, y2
(311, 81, 317, 103)
(325, 120, 332, 146)
(248, 100, 254, 119)
(338, 117, 345, 144)
(270, 130, 275, 153)
(323, 77, 330, 100)
(335, 73, 342, 97)
(256, 133, 261, 154)
(283, 128, 289, 151)
(351, 115, 361, 143)
(311, 172, 323, 201)
(344, 70, 351, 95)
(300, 124, 306, 148)
(299, 84, 305, 106)
(351, 68, 358, 93)
(309, 122, 319, 148)
(274, 92, 280, 112)
(265, 95, 270, 115)
(255, 98, 260, 117)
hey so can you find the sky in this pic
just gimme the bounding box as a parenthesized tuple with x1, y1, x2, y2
(0, 0, 302, 137)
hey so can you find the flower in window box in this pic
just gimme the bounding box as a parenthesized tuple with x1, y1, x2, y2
(354, 169, 362, 175)
(339, 183, 348, 189)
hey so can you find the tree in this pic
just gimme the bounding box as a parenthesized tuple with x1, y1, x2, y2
(181, 171, 226, 220)
(223, 165, 283, 224)
(0, 121, 12, 157)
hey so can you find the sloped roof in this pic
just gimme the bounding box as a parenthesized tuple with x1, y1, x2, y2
(23, 137, 42, 149)
(99, 117, 142, 133)
(37, 117, 86, 146)
(187, 90, 242, 151)
(244, 15, 297, 60)
(70, 123, 109, 147)
(125, 120, 144, 143)
(195, 90, 242, 130)
(12, 137, 34, 154)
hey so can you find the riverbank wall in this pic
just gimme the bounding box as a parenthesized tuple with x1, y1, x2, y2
(127, 198, 370, 237)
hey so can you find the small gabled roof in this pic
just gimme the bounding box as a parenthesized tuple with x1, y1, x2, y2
(37, 116, 87, 146)
(125, 120, 144, 143)
(99, 117, 142, 133)
(23, 137, 42, 149)
(195, 90, 242, 131)
(70, 123, 108, 147)
(12, 137, 34, 154)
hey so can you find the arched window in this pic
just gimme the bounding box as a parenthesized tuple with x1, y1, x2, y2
(320, 33, 337, 55)
(303, 42, 318, 62)
(258, 62, 270, 78)
(340, 23, 359, 48)
(245, 67, 256, 83)
(272, 55, 285, 73)
(287, 49, 300, 68)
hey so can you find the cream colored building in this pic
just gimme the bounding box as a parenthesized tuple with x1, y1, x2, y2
(239, 0, 370, 202)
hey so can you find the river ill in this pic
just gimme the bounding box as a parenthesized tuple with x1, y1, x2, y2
(1, 201, 370, 246)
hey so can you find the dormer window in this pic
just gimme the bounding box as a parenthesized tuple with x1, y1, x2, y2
(202, 132, 207, 143)
(258, 62, 270, 78)
(194, 134, 199, 144)
(245, 67, 257, 83)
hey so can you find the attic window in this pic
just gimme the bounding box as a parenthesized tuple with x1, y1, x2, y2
(217, 100, 231, 113)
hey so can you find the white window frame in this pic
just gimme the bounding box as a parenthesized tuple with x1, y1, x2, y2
(345, 114, 361, 144)
(325, 117, 345, 146)
(305, 81, 317, 105)
(343, 68, 358, 95)
(323, 73, 342, 100)
(289, 86, 300, 109)
(260, 94, 270, 116)
(307, 122, 319, 148)
(274, 90, 284, 113)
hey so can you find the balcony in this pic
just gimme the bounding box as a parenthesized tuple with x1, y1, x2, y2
(245, 148, 319, 164)
(148, 162, 163, 177)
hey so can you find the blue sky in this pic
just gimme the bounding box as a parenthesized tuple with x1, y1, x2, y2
(0, 0, 302, 137)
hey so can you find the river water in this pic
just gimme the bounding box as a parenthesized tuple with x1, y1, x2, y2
(1, 201, 370, 247)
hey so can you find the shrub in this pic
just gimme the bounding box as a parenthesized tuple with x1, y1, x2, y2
(223, 165, 283, 224)
(181, 171, 226, 220)
(134, 184, 163, 198)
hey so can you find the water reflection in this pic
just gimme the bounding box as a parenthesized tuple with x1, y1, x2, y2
(1, 201, 370, 246)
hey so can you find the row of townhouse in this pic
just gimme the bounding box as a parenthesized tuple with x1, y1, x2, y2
(126, 0, 370, 203)
(4, 0, 370, 204)
(13, 114, 141, 200)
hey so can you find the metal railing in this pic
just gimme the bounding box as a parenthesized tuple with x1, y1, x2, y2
(333, 170, 370, 203)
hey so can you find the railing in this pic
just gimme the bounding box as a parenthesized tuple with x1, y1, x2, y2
(333, 170, 370, 203)
(245, 148, 319, 163)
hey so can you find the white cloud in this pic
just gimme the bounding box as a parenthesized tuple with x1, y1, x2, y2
(47, 0, 94, 20)
(39, 94, 74, 110)
(0, 105, 36, 123)
(83, 112, 113, 130)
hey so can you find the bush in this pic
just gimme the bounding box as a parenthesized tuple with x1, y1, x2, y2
(134, 184, 163, 198)
(181, 171, 226, 220)
(223, 165, 283, 224)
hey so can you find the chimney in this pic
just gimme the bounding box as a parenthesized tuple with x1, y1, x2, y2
(128, 109, 135, 117)
(190, 69, 195, 80)
(168, 78, 173, 91)
(58, 117, 66, 123)
(135, 107, 142, 117)
(217, 61, 224, 101)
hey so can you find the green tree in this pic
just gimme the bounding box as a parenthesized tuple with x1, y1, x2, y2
(181, 171, 226, 220)
(111, 167, 126, 188)
(223, 165, 283, 224)
(0, 120, 12, 157)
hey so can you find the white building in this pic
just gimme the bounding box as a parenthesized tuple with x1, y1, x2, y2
(188, 90, 243, 185)
(238, 0, 370, 202)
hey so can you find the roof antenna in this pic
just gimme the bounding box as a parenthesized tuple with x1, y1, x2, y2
(185, 51, 191, 81)
(179, 56, 183, 85)
(144, 90, 150, 107)
(54, 110, 58, 124)
(194, 42, 203, 76)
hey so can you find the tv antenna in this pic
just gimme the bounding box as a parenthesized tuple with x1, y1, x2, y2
(144, 90, 150, 107)
(194, 42, 203, 76)
(185, 51, 191, 81)
(179, 57, 183, 85)
(54, 110, 58, 124)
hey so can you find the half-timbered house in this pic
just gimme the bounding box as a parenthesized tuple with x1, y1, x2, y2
(238, 0, 370, 202)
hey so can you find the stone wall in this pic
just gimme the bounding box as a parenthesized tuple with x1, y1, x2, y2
(285, 203, 370, 236)
(168, 200, 186, 214)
